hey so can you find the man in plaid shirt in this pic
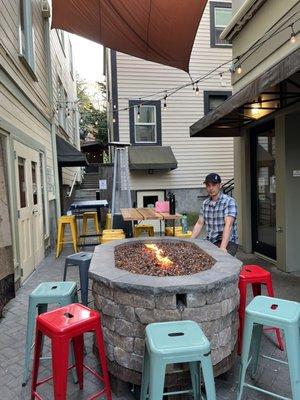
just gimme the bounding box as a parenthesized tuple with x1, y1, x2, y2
(191, 173, 238, 256)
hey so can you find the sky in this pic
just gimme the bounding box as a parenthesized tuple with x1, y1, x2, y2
(70, 34, 104, 84)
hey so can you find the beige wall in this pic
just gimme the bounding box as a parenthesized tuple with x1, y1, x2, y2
(113, 0, 234, 191)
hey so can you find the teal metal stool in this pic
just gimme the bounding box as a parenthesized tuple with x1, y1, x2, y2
(140, 320, 216, 400)
(22, 281, 78, 386)
(237, 295, 300, 400)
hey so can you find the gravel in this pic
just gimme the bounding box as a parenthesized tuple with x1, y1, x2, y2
(115, 241, 215, 276)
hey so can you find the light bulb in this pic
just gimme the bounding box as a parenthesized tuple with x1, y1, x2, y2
(237, 65, 242, 74)
(291, 32, 296, 43)
(113, 117, 116, 123)
(195, 85, 199, 96)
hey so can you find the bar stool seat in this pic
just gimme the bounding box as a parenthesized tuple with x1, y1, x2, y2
(56, 215, 78, 257)
(31, 303, 112, 400)
(134, 224, 154, 237)
(22, 281, 78, 386)
(140, 320, 216, 400)
(63, 252, 93, 306)
(165, 226, 182, 236)
(238, 264, 284, 353)
(237, 295, 300, 400)
(175, 230, 192, 238)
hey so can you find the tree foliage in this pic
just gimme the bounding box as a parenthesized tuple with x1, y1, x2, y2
(76, 75, 107, 145)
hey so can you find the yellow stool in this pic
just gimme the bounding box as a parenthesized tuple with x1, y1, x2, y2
(102, 229, 124, 236)
(100, 234, 126, 244)
(134, 224, 154, 237)
(56, 215, 78, 257)
(175, 230, 192, 238)
(165, 226, 182, 236)
(105, 213, 112, 230)
(82, 211, 101, 243)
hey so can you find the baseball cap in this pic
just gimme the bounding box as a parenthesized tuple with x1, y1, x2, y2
(203, 173, 221, 184)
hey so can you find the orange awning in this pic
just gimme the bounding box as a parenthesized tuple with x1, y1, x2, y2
(51, 0, 207, 73)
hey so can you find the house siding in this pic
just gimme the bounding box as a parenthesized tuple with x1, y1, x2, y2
(114, 0, 234, 191)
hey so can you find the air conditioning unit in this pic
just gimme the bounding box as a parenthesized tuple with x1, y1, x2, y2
(41, 0, 51, 18)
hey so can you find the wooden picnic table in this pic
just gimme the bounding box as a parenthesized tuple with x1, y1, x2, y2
(120, 208, 181, 235)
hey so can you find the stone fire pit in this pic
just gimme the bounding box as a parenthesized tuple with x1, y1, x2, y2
(89, 237, 242, 387)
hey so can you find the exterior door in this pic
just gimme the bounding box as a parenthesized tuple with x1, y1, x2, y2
(251, 121, 276, 259)
(137, 190, 165, 232)
(14, 141, 44, 281)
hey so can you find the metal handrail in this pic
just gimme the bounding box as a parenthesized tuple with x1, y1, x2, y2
(67, 170, 79, 198)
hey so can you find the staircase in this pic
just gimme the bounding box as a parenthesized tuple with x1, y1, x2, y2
(80, 173, 100, 189)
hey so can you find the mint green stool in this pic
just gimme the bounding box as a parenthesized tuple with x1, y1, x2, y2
(140, 320, 216, 400)
(237, 295, 300, 400)
(22, 281, 78, 386)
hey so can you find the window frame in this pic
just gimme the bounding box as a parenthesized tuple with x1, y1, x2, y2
(210, 2, 232, 48)
(57, 78, 68, 132)
(129, 100, 162, 146)
(203, 90, 232, 114)
(56, 29, 66, 55)
(19, 0, 36, 79)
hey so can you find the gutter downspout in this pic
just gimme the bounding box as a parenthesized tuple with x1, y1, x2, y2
(43, 17, 61, 218)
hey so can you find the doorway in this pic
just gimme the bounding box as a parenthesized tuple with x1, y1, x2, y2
(136, 190, 165, 232)
(251, 120, 276, 259)
(14, 140, 44, 281)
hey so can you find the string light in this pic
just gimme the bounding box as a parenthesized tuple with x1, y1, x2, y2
(95, 120, 98, 125)
(137, 105, 141, 120)
(109, 14, 300, 116)
(113, 117, 116, 123)
(290, 24, 296, 43)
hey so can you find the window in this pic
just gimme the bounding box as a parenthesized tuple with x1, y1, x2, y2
(69, 40, 74, 78)
(204, 91, 231, 114)
(19, 0, 35, 74)
(210, 2, 232, 47)
(129, 100, 161, 145)
(57, 29, 65, 53)
(57, 79, 67, 132)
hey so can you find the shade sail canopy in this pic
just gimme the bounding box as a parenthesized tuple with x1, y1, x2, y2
(56, 136, 88, 167)
(51, 0, 207, 73)
(128, 146, 177, 170)
(190, 49, 300, 137)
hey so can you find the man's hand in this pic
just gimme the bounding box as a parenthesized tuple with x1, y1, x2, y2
(219, 246, 228, 253)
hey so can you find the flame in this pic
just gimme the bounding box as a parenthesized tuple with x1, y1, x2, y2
(145, 244, 173, 269)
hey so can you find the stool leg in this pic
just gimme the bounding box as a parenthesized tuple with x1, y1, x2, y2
(201, 353, 216, 400)
(73, 334, 84, 389)
(189, 361, 200, 399)
(265, 280, 284, 351)
(95, 325, 112, 400)
(56, 222, 63, 257)
(63, 260, 69, 281)
(79, 264, 89, 306)
(37, 304, 48, 357)
(250, 323, 263, 378)
(51, 337, 69, 400)
(140, 346, 150, 400)
(238, 280, 247, 355)
(70, 221, 78, 253)
(31, 329, 43, 400)
(251, 283, 261, 297)
(285, 325, 300, 399)
(22, 300, 37, 386)
(237, 319, 254, 400)
(149, 357, 166, 400)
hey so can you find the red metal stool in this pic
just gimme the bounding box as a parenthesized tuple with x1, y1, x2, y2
(31, 303, 112, 400)
(238, 264, 284, 354)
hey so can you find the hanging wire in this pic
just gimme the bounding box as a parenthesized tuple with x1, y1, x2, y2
(109, 12, 300, 117)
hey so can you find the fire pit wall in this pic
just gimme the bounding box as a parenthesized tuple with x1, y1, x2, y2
(90, 238, 242, 386)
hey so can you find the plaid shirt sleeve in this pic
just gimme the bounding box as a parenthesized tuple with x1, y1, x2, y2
(200, 201, 204, 216)
(224, 198, 237, 219)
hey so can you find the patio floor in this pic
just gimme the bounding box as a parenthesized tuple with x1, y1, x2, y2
(0, 243, 299, 399)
